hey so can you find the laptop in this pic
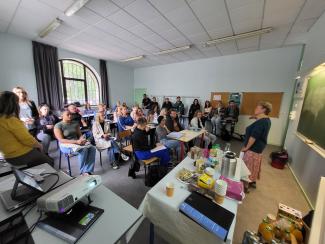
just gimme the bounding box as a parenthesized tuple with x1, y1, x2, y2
(0, 168, 72, 211)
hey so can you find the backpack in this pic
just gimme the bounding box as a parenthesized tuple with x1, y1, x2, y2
(145, 165, 168, 187)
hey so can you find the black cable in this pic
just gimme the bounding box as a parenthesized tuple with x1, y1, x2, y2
(28, 212, 43, 234)
(41, 172, 60, 193)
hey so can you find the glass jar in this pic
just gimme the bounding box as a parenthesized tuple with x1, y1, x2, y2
(283, 229, 291, 243)
(258, 218, 269, 235)
(262, 225, 274, 243)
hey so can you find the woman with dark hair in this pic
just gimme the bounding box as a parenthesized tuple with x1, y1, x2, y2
(13, 86, 38, 136)
(0, 91, 54, 167)
(132, 117, 170, 167)
(188, 99, 201, 123)
(35, 104, 59, 155)
(204, 100, 212, 116)
(241, 101, 272, 192)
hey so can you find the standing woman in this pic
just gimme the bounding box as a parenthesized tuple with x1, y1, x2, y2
(0, 91, 53, 167)
(35, 104, 59, 155)
(13, 87, 38, 136)
(188, 99, 201, 123)
(241, 101, 272, 192)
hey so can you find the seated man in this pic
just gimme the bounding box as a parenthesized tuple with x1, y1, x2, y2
(225, 100, 239, 121)
(190, 110, 217, 148)
(132, 117, 170, 167)
(173, 96, 185, 115)
(223, 100, 239, 135)
(156, 116, 181, 158)
(54, 110, 96, 175)
(166, 109, 183, 132)
(142, 94, 152, 109)
(161, 97, 173, 111)
(117, 105, 135, 131)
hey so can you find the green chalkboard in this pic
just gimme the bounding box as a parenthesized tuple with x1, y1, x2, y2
(134, 88, 146, 106)
(297, 69, 325, 149)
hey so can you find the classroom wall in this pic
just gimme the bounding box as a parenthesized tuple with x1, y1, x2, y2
(0, 33, 38, 102)
(0, 33, 134, 106)
(284, 13, 325, 207)
(134, 46, 303, 146)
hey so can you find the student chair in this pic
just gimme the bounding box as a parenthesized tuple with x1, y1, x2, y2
(59, 150, 77, 176)
(117, 129, 133, 157)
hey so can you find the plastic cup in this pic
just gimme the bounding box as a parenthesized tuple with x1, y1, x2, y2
(166, 182, 175, 197)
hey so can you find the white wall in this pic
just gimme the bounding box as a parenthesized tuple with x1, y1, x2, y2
(0, 33, 38, 102)
(134, 46, 303, 146)
(0, 33, 134, 107)
(284, 13, 325, 207)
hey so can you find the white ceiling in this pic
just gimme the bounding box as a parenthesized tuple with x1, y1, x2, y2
(1, 0, 325, 67)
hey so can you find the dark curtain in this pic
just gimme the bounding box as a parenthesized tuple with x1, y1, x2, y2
(100, 59, 109, 106)
(32, 41, 62, 110)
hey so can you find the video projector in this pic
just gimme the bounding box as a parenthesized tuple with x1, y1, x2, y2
(37, 175, 102, 213)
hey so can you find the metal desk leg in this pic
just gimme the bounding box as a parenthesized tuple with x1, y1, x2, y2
(149, 222, 154, 244)
(180, 142, 185, 161)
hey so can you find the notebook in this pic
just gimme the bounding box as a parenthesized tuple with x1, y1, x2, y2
(179, 192, 235, 241)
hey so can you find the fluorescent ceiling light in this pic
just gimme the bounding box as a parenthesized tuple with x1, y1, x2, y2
(39, 18, 63, 38)
(204, 27, 273, 46)
(121, 55, 144, 62)
(154, 45, 191, 55)
(65, 0, 89, 16)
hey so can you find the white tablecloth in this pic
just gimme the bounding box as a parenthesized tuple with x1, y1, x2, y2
(128, 156, 250, 244)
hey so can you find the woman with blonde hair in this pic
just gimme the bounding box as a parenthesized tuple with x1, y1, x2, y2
(241, 101, 272, 192)
(13, 86, 38, 136)
(92, 104, 128, 169)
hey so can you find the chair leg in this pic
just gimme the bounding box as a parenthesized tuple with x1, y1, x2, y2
(67, 155, 72, 176)
(99, 151, 103, 166)
(59, 151, 62, 169)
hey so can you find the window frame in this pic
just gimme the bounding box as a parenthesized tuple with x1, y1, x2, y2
(59, 59, 100, 105)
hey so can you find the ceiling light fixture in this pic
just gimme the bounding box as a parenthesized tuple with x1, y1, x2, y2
(154, 45, 191, 55)
(65, 0, 89, 16)
(121, 55, 145, 62)
(39, 18, 63, 38)
(204, 27, 273, 47)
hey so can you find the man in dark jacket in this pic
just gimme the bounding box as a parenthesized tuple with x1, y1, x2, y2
(173, 96, 185, 115)
(225, 100, 239, 121)
(166, 109, 183, 132)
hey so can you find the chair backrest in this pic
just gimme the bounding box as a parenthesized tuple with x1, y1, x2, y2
(118, 129, 132, 140)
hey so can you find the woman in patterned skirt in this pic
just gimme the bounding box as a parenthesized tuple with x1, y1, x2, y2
(241, 101, 272, 192)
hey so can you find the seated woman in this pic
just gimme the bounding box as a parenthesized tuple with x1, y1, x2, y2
(92, 104, 129, 170)
(0, 91, 53, 167)
(13, 86, 38, 137)
(130, 105, 139, 121)
(211, 101, 225, 136)
(35, 104, 59, 155)
(132, 117, 171, 167)
(117, 106, 135, 131)
(159, 108, 168, 118)
(190, 110, 217, 148)
(54, 110, 96, 174)
(83, 102, 95, 115)
(135, 107, 145, 122)
(156, 116, 181, 158)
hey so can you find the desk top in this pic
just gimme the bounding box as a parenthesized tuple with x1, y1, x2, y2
(177, 129, 206, 143)
(0, 164, 142, 244)
(140, 156, 241, 244)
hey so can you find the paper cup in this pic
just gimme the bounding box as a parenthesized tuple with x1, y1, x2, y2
(166, 182, 175, 197)
(214, 180, 228, 204)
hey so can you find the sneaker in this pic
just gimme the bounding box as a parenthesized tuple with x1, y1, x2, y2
(121, 153, 129, 161)
(111, 162, 119, 170)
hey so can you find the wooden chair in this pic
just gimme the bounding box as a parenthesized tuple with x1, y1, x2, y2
(117, 130, 133, 156)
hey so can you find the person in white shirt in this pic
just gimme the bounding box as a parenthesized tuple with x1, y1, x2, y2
(190, 110, 217, 148)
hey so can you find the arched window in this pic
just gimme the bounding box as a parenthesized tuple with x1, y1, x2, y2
(59, 59, 100, 105)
